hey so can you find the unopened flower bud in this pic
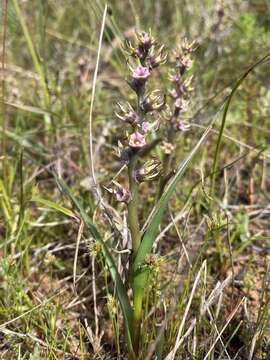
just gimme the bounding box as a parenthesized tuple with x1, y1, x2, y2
(115, 102, 139, 125)
(141, 90, 165, 112)
(134, 30, 155, 60)
(181, 39, 196, 54)
(141, 121, 151, 133)
(169, 72, 182, 83)
(171, 117, 190, 131)
(169, 88, 178, 98)
(104, 183, 131, 203)
(136, 30, 155, 51)
(115, 186, 131, 203)
(138, 120, 160, 134)
(135, 158, 162, 182)
(177, 122, 190, 131)
(173, 39, 196, 62)
(147, 45, 167, 69)
(159, 105, 173, 122)
(177, 76, 194, 96)
(122, 40, 137, 57)
(217, 7, 225, 19)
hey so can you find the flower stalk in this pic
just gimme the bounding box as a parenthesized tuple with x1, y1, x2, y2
(127, 155, 141, 257)
(158, 39, 195, 199)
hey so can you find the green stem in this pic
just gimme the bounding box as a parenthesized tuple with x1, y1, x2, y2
(157, 128, 175, 200)
(127, 156, 141, 256)
(127, 157, 142, 356)
(132, 280, 144, 355)
(128, 83, 147, 356)
(131, 269, 150, 356)
(128, 81, 145, 257)
(157, 153, 170, 199)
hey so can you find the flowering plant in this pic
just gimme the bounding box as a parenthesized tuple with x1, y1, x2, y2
(58, 29, 199, 358)
(104, 30, 196, 356)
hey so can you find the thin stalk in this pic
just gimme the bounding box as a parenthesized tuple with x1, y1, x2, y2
(157, 128, 175, 199)
(158, 153, 171, 199)
(88, 4, 107, 197)
(1, 0, 8, 185)
(128, 83, 145, 258)
(127, 156, 141, 257)
(128, 83, 147, 356)
(12, 0, 50, 108)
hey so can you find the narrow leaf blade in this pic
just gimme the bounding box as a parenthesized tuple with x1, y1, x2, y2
(31, 196, 77, 219)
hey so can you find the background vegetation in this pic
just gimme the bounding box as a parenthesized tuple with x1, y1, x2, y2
(0, 0, 270, 358)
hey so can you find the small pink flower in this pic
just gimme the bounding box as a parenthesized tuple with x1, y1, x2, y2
(171, 118, 190, 132)
(169, 89, 178, 98)
(177, 121, 190, 131)
(141, 121, 151, 133)
(139, 32, 151, 46)
(129, 131, 146, 148)
(180, 55, 193, 69)
(132, 66, 151, 81)
(161, 141, 174, 154)
(175, 98, 189, 111)
(170, 73, 181, 83)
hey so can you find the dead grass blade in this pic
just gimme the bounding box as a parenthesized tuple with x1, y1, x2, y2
(202, 298, 245, 360)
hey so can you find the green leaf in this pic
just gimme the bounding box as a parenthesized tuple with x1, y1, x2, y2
(31, 196, 77, 219)
(12, 0, 50, 108)
(5, 101, 53, 117)
(0, 128, 47, 157)
(0, 180, 13, 228)
(55, 176, 135, 357)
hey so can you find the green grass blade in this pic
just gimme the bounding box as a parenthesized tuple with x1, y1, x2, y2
(55, 176, 135, 357)
(5, 101, 55, 117)
(0, 179, 13, 229)
(12, 0, 50, 108)
(31, 196, 77, 219)
(210, 51, 270, 197)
